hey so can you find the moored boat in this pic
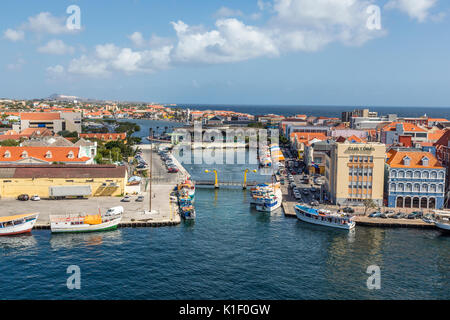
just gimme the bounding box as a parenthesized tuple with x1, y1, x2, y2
(178, 195, 196, 220)
(433, 210, 450, 232)
(255, 193, 282, 212)
(0, 213, 39, 236)
(294, 205, 355, 230)
(177, 177, 196, 201)
(50, 208, 122, 233)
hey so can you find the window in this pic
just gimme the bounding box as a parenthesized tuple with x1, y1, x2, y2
(45, 151, 52, 159)
(438, 171, 445, 179)
(421, 156, 429, 166)
(398, 170, 405, 178)
(21, 151, 28, 158)
(431, 171, 437, 179)
(391, 170, 397, 178)
(422, 171, 429, 179)
(414, 183, 420, 192)
(406, 171, 412, 178)
(414, 171, 420, 178)
(4, 151, 11, 158)
(67, 151, 74, 159)
(403, 156, 411, 166)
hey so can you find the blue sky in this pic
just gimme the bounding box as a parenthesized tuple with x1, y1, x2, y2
(1, 0, 449, 107)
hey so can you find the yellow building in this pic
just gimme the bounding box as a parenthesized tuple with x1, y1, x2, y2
(0, 165, 127, 199)
(325, 141, 386, 206)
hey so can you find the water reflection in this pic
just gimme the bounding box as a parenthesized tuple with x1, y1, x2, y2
(0, 234, 37, 252)
(50, 230, 123, 249)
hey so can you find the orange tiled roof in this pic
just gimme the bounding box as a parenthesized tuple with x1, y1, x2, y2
(386, 150, 443, 169)
(20, 112, 61, 121)
(427, 130, 446, 141)
(0, 147, 90, 163)
(382, 122, 426, 132)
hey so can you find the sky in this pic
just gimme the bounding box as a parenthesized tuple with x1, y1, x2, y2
(1, 0, 450, 107)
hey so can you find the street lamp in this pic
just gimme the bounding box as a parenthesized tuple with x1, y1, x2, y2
(204, 169, 219, 188)
(243, 169, 257, 189)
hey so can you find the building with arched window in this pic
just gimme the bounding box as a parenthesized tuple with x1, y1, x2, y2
(386, 150, 446, 209)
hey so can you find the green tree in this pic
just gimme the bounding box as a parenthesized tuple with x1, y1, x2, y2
(363, 199, 377, 215)
(0, 139, 20, 146)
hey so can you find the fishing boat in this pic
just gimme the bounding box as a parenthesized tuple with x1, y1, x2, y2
(50, 207, 122, 233)
(294, 205, 355, 230)
(433, 210, 450, 232)
(178, 195, 196, 220)
(255, 193, 282, 212)
(177, 177, 196, 201)
(0, 213, 39, 236)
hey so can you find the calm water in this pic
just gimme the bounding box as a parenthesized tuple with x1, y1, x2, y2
(175, 104, 450, 119)
(1, 188, 449, 300)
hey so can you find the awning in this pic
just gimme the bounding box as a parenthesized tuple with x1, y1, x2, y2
(49, 186, 92, 197)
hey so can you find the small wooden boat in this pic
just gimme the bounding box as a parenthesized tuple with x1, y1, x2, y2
(0, 213, 39, 236)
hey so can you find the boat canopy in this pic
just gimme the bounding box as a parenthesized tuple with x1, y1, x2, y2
(0, 213, 38, 223)
(295, 205, 319, 215)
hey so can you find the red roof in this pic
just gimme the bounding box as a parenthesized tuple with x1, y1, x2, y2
(20, 112, 61, 121)
(0, 147, 90, 163)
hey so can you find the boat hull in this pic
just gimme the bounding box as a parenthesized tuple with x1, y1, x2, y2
(0, 218, 37, 236)
(51, 217, 121, 233)
(435, 222, 450, 232)
(295, 207, 355, 230)
(256, 201, 281, 212)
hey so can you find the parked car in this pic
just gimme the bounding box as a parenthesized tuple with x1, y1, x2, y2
(17, 194, 30, 201)
(385, 211, 396, 218)
(121, 196, 131, 202)
(310, 187, 317, 193)
(310, 200, 319, 206)
(302, 189, 309, 195)
(393, 212, 406, 219)
(368, 211, 382, 218)
(407, 211, 423, 219)
(168, 167, 179, 173)
(342, 207, 355, 213)
(136, 195, 144, 202)
(30, 195, 41, 201)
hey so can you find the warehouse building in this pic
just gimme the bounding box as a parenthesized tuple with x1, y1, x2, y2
(0, 164, 127, 199)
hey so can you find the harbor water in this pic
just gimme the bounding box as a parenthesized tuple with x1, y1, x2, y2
(1, 187, 449, 300)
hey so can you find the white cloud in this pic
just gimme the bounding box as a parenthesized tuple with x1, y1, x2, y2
(213, 6, 244, 18)
(3, 28, 24, 41)
(38, 39, 75, 55)
(67, 43, 173, 76)
(385, 0, 440, 22)
(24, 12, 75, 34)
(129, 31, 146, 47)
(171, 19, 279, 64)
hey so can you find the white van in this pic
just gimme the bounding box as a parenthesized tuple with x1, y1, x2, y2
(105, 206, 124, 216)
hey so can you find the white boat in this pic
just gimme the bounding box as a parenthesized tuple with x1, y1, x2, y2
(255, 194, 282, 212)
(50, 209, 122, 233)
(294, 205, 355, 230)
(433, 210, 450, 232)
(0, 213, 39, 236)
(250, 183, 282, 206)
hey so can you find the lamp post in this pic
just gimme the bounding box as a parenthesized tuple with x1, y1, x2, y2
(204, 169, 219, 188)
(243, 169, 257, 189)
